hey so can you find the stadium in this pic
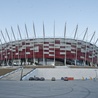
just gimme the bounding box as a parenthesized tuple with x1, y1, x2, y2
(0, 24, 98, 67)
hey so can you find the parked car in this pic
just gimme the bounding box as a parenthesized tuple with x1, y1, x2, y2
(29, 76, 45, 81)
(63, 77, 68, 81)
(51, 77, 56, 81)
(29, 77, 35, 81)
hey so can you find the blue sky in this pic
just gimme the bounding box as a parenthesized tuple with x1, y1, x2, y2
(0, 0, 98, 44)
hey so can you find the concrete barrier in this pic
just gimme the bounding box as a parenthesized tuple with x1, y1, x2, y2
(22, 68, 98, 80)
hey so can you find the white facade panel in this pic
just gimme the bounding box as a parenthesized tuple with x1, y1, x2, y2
(44, 48, 49, 50)
(71, 47, 76, 50)
(30, 48, 34, 50)
(16, 53, 18, 55)
(81, 49, 85, 53)
(49, 46, 54, 48)
(12, 50, 16, 52)
(60, 52, 65, 54)
(60, 48, 65, 50)
(80, 56, 84, 59)
(65, 48, 71, 51)
(46, 39, 54, 42)
(49, 54, 54, 56)
(26, 52, 30, 54)
(44, 44, 49, 46)
(44, 52, 49, 54)
(71, 51, 76, 53)
(49, 50, 54, 52)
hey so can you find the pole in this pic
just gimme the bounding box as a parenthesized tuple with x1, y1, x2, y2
(43, 22, 45, 65)
(74, 25, 78, 39)
(25, 24, 29, 39)
(75, 39, 78, 66)
(5, 28, 11, 41)
(89, 31, 95, 43)
(54, 21, 55, 66)
(11, 26, 16, 64)
(74, 25, 78, 66)
(90, 31, 96, 67)
(24, 24, 29, 65)
(1, 30, 8, 66)
(17, 25, 23, 63)
(11, 26, 16, 41)
(11, 26, 16, 65)
(0, 39, 3, 65)
(92, 32, 96, 67)
(95, 70, 97, 79)
(85, 41, 87, 66)
(83, 28, 88, 40)
(17, 25, 22, 40)
(17, 25, 24, 79)
(64, 22, 66, 66)
(95, 38, 98, 66)
(83, 28, 88, 66)
(5, 28, 11, 65)
(33, 23, 36, 65)
(20, 66, 23, 81)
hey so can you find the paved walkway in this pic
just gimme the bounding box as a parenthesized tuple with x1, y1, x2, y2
(0, 80, 98, 98)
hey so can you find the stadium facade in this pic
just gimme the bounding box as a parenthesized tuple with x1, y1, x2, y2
(0, 24, 98, 67)
(0, 38, 98, 67)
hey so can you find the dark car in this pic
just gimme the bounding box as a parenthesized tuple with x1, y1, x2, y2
(29, 77, 35, 81)
(29, 77, 45, 81)
(64, 77, 68, 81)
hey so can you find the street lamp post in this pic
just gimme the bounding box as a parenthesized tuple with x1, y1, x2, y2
(95, 70, 97, 80)
(20, 67, 23, 81)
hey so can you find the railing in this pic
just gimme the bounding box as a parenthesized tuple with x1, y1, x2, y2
(21, 68, 36, 80)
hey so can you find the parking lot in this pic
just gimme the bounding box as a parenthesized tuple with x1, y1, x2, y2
(0, 80, 98, 98)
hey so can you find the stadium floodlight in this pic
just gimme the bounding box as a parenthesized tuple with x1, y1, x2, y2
(64, 22, 66, 66)
(43, 22, 45, 65)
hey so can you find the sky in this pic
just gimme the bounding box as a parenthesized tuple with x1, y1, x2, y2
(0, 0, 98, 45)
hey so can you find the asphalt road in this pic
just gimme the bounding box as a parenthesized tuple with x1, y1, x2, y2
(0, 80, 98, 98)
